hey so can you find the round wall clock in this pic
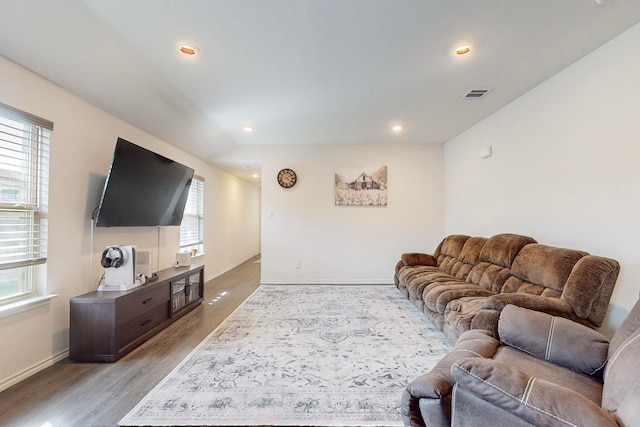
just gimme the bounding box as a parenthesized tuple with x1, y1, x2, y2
(277, 168, 297, 188)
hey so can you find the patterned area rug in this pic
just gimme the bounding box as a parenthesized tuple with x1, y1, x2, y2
(119, 285, 452, 426)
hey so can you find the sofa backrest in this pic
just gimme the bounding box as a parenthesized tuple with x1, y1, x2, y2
(465, 234, 536, 292)
(602, 298, 640, 426)
(505, 244, 587, 298)
(434, 235, 470, 275)
(499, 245, 619, 327)
(446, 237, 488, 280)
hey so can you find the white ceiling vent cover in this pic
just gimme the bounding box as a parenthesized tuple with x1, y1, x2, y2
(461, 88, 492, 101)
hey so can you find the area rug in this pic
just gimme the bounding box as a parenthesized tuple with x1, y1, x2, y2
(119, 285, 453, 426)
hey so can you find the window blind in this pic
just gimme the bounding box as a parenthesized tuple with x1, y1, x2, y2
(0, 103, 50, 281)
(180, 175, 204, 249)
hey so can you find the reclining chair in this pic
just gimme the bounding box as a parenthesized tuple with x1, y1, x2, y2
(402, 297, 640, 426)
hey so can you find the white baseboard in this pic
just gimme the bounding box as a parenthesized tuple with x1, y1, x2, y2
(0, 349, 69, 393)
(205, 253, 261, 283)
(259, 280, 393, 285)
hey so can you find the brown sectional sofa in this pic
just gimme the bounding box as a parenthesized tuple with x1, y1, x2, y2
(394, 233, 620, 343)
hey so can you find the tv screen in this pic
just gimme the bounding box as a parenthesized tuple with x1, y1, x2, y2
(94, 138, 195, 227)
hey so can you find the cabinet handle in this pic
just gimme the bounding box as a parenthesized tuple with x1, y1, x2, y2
(140, 319, 152, 327)
(142, 298, 153, 304)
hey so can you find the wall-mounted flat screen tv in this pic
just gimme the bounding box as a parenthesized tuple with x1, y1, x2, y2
(94, 138, 195, 227)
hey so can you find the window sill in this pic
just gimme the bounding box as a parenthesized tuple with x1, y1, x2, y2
(0, 294, 59, 319)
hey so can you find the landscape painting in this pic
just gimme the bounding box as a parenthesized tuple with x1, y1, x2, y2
(335, 166, 387, 206)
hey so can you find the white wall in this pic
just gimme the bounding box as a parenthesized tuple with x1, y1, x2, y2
(444, 22, 640, 336)
(226, 143, 445, 284)
(0, 55, 260, 390)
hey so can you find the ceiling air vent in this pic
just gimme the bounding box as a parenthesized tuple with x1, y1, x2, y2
(461, 88, 492, 101)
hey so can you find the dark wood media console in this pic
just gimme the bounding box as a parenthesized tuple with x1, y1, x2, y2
(69, 264, 204, 362)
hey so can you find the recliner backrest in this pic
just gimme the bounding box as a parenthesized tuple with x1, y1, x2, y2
(446, 237, 488, 280)
(503, 244, 587, 297)
(465, 234, 536, 291)
(602, 298, 640, 426)
(561, 255, 620, 327)
(434, 235, 470, 275)
(608, 297, 640, 359)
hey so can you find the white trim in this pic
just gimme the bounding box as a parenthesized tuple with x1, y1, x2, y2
(0, 294, 58, 319)
(259, 280, 393, 285)
(0, 348, 68, 393)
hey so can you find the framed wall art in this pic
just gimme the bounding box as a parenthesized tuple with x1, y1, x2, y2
(335, 166, 387, 206)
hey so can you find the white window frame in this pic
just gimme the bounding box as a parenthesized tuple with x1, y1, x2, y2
(0, 103, 51, 308)
(179, 175, 204, 257)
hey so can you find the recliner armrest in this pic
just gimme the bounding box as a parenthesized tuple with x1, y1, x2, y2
(401, 252, 437, 267)
(499, 305, 608, 376)
(405, 330, 499, 398)
(451, 358, 617, 427)
(401, 330, 499, 427)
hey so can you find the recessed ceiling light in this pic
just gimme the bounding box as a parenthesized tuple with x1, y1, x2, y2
(179, 45, 198, 55)
(243, 126, 254, 132)
(455, 45, 471, 55)
(252, 174, 259, 178)
(392, 125, 403, 132)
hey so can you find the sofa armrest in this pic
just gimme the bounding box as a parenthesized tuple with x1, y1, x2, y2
(451, 358, 617, 427)
(481, 293, 575, 316)
(498, 305, 608, 376)
(401, 252, 437, 267)
(405, 330, 499, 400)
(401, 330, 499, 427)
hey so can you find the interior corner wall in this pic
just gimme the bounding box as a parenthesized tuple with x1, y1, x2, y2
(257, 143, 444, 284)
(444, 22, 640, 336)
(0, 55, 260, 391)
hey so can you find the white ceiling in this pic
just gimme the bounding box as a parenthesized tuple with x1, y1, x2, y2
(1, 0, 640, 183)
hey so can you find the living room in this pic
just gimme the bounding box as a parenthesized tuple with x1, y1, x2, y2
(1, 1, 640, 425)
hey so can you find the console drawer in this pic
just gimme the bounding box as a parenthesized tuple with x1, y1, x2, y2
(117, 304, 169, 350)
(117, 282, 169, 325)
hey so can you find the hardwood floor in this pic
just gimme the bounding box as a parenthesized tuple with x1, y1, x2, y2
(0, 255, 261, 427)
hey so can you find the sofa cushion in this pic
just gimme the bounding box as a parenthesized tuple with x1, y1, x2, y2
(402, 268, 458, 303)
(424, 284, 494, 315)
(491, 345, 604, 405)
(498, 305, 608, 376)
(451, 359, 615, 427)
(443, 297, 493, 341)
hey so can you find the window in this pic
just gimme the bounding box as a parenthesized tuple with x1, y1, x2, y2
(0, 103, 51, 305)
(179, 175, 204, 256)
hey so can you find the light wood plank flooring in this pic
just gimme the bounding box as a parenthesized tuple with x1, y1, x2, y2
(0, 255, 261, 427)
